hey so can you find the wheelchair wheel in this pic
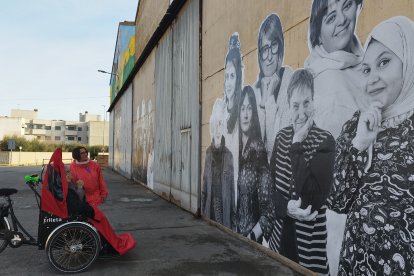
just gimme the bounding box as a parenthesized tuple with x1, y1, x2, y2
(46, 222, 101, 273)
(0, 217, 10, 253)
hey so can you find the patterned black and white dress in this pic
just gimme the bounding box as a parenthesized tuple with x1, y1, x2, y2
(236, 137, 271, 237)
(266, 124, 334, 275)
(329, 112, 414, 275)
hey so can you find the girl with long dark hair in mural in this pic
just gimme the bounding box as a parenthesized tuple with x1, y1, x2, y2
(305, 1, 365, 273)
(329, 16, 414, 275)
(266, 69, 334, 275)
(253, 13, 293, 159)
(215, 32, 243, 200)
(202, 99, 235, 230)
(236, 85, 271, 241)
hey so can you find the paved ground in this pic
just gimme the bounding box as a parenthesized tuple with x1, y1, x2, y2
(0, 165, 312, 275)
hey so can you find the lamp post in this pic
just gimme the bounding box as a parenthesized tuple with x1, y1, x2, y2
(19, 146, 22, 165)
(102, 105, 106, 152)
(97, 70, 118, 78)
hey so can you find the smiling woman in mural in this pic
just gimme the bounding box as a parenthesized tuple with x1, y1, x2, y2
(329, 16, 414, 275)
(216, 32, 244, 194)
(235, 85, 271, 241)
(306, 0, 365, 139)
(202, 99, 235, 230)
(253, 13, 293, 158)
(305, 0, 366, 273)
(266, 69, 334, 275)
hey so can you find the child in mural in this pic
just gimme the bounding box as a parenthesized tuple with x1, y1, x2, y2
(328, 16, 414, 275)
(266, 69, 334, 275)
(304, 1, 366, 274)
(202, 98, 235, 229)
(236, 85, 272, 242)
(253, 13, 293, 159)
(212, 32, 244, 203)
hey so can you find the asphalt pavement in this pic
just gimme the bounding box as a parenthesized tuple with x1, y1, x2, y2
(0, 165, 314, 276)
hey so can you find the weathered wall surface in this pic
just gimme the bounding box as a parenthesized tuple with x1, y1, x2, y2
(113, 84, 133, 178)
(135, 0, 170, 59)
(132, 50, 155, 185)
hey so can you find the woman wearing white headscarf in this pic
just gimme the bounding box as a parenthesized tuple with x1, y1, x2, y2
(329, 16, 414, 275)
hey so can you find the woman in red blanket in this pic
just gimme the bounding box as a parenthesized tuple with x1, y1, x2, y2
(68, 146, 136, 256)
(69, 146, 108, 207)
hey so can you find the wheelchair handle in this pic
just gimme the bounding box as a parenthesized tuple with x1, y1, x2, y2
(25, 174, 40, 183)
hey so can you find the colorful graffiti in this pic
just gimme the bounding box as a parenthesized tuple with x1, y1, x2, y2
(110, 23, 136, 102)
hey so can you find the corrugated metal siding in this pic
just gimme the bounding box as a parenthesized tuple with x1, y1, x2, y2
(108, 112, 114, 168)
(113, 84, 133, 178)
(170, 0, 200, 212)
(153, 0, 200, 213)
(154, 29, 173, 199)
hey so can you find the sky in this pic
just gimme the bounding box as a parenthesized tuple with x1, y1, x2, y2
(0, 0, 138, 121)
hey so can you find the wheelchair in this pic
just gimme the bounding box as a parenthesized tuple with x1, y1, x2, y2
(0, 173, 103, 274)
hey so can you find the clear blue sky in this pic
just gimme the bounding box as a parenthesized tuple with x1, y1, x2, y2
(0, 0, 138, 121)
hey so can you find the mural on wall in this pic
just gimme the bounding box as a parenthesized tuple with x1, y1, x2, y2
(132, 98, 154, 186)
(202, 2, 414, 275)
(110, 23, 136, 103)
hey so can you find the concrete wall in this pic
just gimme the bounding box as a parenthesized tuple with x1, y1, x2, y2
(0, 151, 73, 165)
(135, 0, 170, 59)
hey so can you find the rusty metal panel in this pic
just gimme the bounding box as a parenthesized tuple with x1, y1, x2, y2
(113, 84, 133, 178)
(170, 0, 200, 213)
(153, 28, 173, 199)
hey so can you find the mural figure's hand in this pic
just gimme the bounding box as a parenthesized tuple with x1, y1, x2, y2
(352, 101, 383, 151)
(287, 198, 318, 221)
(260, 73, 280, 107)
(292, 111, 314, 143)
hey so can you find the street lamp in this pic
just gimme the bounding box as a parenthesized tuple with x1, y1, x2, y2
(102, 105, 106, 152)
(19, 146, 22, 165)
(97, 70, 118, 78)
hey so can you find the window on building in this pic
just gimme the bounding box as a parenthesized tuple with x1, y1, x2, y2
(77, 127, 82, 131)
(45, 136, 51, 141)
(67, 126, 76, 131)
(55, 126, 61, 131)
(86, 126, 89, 131)
(77, 137, 82, 141)
(45, 126, 51, 130)
(67, 136, 75, 141)
(55, 136, 61, 141)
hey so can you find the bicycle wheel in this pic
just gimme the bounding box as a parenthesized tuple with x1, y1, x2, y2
(0, 217, 10, 253)
(46, 222, 101, 273)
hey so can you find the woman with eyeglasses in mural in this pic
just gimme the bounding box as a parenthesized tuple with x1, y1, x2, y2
(69, 146, 108, 207)
(329, 16, 414, 275)
(253, 13, 293, 159)
(305, 1, 365, 274)
(235, 85, 272, 243)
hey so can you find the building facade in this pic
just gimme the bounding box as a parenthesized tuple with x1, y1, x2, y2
(0, 109, 109, 146)
(108, 1, 414, 275)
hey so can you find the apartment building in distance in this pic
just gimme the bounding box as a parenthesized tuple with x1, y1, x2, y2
(0, 109, 109, 146)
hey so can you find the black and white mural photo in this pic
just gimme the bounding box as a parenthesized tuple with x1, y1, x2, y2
(201, 1, 414, 275)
